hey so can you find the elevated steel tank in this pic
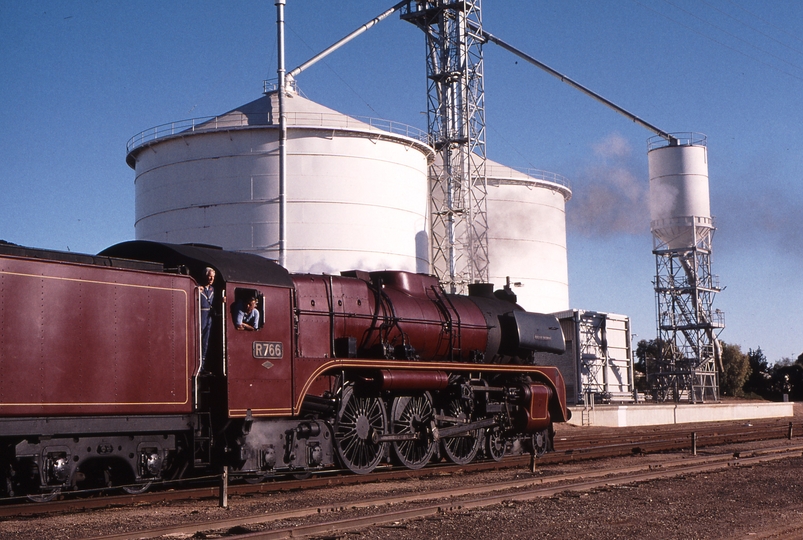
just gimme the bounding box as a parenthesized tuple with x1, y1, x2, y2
(648, 133, 712, 249)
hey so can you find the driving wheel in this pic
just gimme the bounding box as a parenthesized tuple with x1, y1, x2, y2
(334, 384, 387, 474)
(391, 393, 435, 470)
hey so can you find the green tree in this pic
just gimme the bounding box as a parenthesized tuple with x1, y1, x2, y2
(744, 348, 771, 398)
(719, 342, 750, 397)
(769, 360, 803, 401)
(634, 339, 661, 392)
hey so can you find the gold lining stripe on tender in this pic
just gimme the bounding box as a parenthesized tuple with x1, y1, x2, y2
(0, 269, 192, 407)
(229, 408, 293, 418)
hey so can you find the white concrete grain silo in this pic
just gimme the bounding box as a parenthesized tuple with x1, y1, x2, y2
(485, 161, 572, 313)
(126, 87, 433, 274)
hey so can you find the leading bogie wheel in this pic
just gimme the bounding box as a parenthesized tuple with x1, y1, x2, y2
(529, 427, 552, 457)
(391, 393, 435, 470)
(485, 426, 505, 462)
(334, 384, 388, 474)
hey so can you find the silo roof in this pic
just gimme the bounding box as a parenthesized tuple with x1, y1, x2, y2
(126, 90, 431, 168)
(213, 90, 376, 129)
(433, 156, 572, 201)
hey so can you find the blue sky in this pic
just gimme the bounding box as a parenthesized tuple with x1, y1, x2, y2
(2, 1, 802, 364)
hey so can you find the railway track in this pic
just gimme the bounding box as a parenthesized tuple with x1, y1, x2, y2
(80, 443, 803, 540)
(0, 417, 796, 515)
(549, 417, 798, 460)
(0, 417, 797, 518)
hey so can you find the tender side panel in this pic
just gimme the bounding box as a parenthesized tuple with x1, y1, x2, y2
(0, 255, 195, 416)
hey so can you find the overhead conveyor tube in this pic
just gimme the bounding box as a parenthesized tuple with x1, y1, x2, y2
(478, 27, 677, 144)
(287, 0, 408, 81)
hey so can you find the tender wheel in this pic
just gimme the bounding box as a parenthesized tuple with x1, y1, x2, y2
(440, 398, 481, 465)
(485, 426, 505, 462)
(27, 488, 61, 503)
(243, 475, 267, 485)
(121, 481, 152, 495)
(334, 384, 388, 474)
(391, 393, 435, 470)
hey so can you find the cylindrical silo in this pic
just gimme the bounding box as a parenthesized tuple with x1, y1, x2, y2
(126, 88, 434, 274)
(648, 133, 712, 249)
(486, 161, 572, 313)
(648, 133, 724, 402)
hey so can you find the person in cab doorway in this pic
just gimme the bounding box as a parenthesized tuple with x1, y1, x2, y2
(198, 267, 215, 371)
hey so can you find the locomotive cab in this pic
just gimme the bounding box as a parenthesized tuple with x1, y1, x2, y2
(224, 283, 294, 417)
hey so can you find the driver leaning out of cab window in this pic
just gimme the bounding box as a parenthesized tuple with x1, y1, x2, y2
(235, 297, 260, 331)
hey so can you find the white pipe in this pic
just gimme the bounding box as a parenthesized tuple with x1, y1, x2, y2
(276, 0, 287, 268)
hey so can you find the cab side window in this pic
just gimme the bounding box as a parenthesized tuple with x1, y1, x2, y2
(231, 288, 263, 331)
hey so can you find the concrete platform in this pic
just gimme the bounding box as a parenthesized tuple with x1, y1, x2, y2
(567, 401, 794, 427)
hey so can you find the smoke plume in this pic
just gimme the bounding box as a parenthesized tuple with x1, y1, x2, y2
(566, 133, 650, 237)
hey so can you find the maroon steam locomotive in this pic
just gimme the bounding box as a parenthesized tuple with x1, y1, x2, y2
(0, 240, 569, 499)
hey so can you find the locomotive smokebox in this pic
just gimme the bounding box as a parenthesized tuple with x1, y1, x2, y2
(500, 311, 565, 355)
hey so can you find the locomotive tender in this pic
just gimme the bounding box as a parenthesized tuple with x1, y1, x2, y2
(0, 240, 569, 499)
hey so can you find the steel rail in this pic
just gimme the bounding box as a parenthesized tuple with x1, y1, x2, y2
(2, 419, 798, 515)
(83, 444, 803, 540)
(232, 447, 803, 540)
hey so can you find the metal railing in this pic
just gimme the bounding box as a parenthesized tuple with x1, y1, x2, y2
(127, 112, 430, 155)
(648, 132, 707, 151)
(485, 164, 571, 191)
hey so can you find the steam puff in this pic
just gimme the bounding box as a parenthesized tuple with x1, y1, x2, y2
(593, 132, 630, 159)
(649, 182, 680, 222)
(567, 133, 650, 237)
(716, 186, 803, 259)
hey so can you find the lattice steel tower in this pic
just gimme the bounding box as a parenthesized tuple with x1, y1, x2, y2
(401, 0, 488, 292)
(648, 133, 725, 402)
